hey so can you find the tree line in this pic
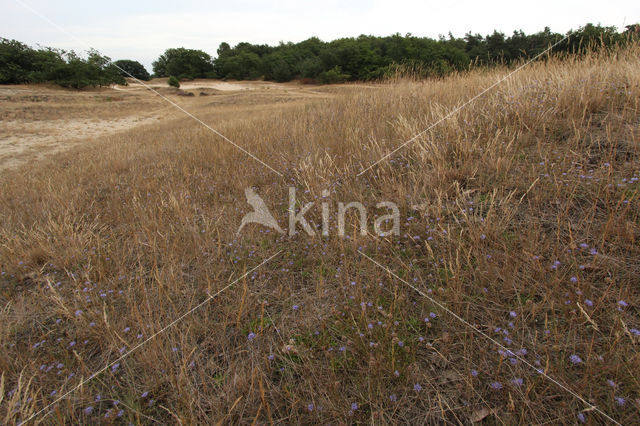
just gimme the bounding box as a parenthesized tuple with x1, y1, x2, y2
(0, 39, 130, 88)
(1, 23, 638, 88)
(194, 24, 639, 83)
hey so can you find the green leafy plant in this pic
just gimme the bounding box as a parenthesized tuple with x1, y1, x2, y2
(167, 75, 180, 88)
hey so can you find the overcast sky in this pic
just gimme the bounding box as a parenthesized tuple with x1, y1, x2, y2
(2, 0, 637, 71)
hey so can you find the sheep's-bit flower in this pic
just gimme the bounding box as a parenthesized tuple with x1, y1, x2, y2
(569, 354, 582, 364)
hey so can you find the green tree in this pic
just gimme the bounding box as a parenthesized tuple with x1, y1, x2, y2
(113, 59, 150, 80)
(168, 75, 180, 88)
(262, 52, 294, 82)
(153, 48, 214, 79)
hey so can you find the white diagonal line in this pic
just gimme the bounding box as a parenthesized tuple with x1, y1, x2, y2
(357, 250, 620, 425)
(13, 0, 283, 178)
(19, 250, 283, 425)
(357, 33, 572, 177)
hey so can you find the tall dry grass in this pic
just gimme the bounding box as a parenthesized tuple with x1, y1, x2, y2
(1, 45, 639, 424)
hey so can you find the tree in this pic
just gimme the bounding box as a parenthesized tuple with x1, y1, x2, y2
(218, 51, 262, 80)
(0, 38, 124, 88)
(152, 48, 214, 79)
(217, 42, 231, 57)
(113, 59, 150, 80)
(262, 52, 294, 82)
(0, 38, 36, 83)
(486, 31, 508, 62)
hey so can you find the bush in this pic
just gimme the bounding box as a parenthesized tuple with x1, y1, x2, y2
(318, 66, 350, 84)
(168, 75, 180, 88)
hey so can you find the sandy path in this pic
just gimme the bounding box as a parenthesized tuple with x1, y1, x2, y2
(0, 115, 165, 169)
(0, 85, 172, 170)
(112, 79, 288, 92)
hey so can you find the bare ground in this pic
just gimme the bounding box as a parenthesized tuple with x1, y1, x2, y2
(0, 80, 332, 170)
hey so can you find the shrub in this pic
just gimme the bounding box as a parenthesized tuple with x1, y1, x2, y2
(168, 75, 180, 88)
(318, 66, 350, 84)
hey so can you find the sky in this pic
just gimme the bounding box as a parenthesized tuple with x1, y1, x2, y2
(2, 0, 638, 71)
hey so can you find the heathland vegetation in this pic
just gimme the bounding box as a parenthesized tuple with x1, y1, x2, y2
(1, 40, 639, 423)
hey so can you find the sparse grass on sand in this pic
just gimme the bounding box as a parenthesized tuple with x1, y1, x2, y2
(1, 45, 639, 424)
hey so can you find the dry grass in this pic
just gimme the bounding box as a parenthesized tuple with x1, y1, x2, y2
(1, 45, 639, 424)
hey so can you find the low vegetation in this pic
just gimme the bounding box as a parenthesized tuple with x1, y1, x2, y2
(0, 43, 639, 424)
(167, 75, 180, 88)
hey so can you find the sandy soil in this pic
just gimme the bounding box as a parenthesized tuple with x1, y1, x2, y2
(0, 80, 327, 171)
(0, 85, 171, 170)
(0, 115, 165, 168)
(113, 79, 287, 92)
